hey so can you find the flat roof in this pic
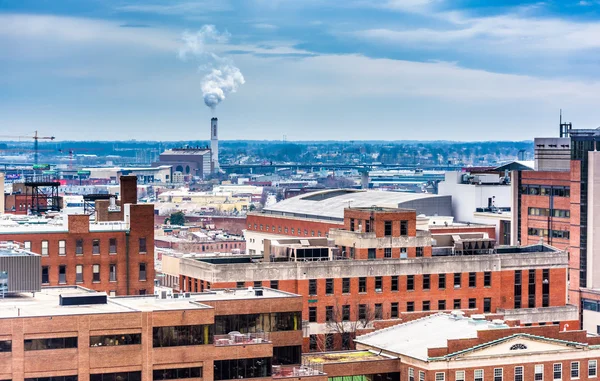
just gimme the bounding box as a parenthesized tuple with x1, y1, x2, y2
(0, 242, 39, 257)
(302, 350, 397, 364)
(190, 287, 299, 302)
(262, 189, 446, 221)
(355, 313, 505, 361)
(0, 218, 128, 234)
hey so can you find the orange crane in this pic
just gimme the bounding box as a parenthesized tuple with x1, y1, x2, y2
(0, 131, 55, 164)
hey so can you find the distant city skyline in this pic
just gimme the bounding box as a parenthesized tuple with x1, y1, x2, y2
(2, 0, 600, 141)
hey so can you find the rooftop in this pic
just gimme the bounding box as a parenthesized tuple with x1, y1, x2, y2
(190, 287, 299, 301)
(0, 217, 129, 234)
(302, 350, 396, 364)
(0, 241, 40, 256)
(354, 312, 508, 361)
(161, 148, 211, 155)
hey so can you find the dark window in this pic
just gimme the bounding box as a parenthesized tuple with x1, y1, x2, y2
(368, 248, 376, 259)
(358, 304, 367, 320)
(416, 247, 424, 257)
(438, 300, 446, 310)
(42, 266, 49, 284)
(469, 272, 476, 288)
(528, 270, 536, 308)
(253, 280, 262, 288)
(454, 273, 461, 288)
(359, 277, 367, 293)
(484, 271, 492, 287)
(213, 358, 272, 380)
(92, 239, 100, 254)
(139, 237, 147, 253)
(514, 270, 522, 309)
(153, 367, 202, 380)
(236, 281, 245, 288)
(27, 377, 77, 381)
(109, 238, 117, 253)
(24, 337, 78, 350)
(365, 219, 372, 233)
(309, 335, 317, 351)
(400, 220, 408, 236)
(59, 265, 66, 284)
(272, 345, 301, 365)
(543, 269, 550, 307)
(350, 219, 355, 231)
(326, 278, 334, 295)
(139, 263, 147, 281)
(391, 302, 399, 318)
(109, 264, 116, 282)
(469, 298, 476, 309)
(342, 278, 350, 293)
(325, 334, 334, 351)
(91, 373, 140, 381)
(342, 305, 350, 321)
(375, 303, 383, 319)
(309, 307, 317, 323)
(384, 221, 393, 236)
(407, 275, 414, 291)
(407, 301, 414, 312)
(375, 276, 382, 292)
(453, 299, 461, 309)
(422, 301, 430, 311)
(0, 340, 11, 352)
(153, 325, 213, 347)
(270, 280, 279, 290)
(438, 274, 446, 289)
(76, 239, 83, 255)
(391, 275, 398, 291)
(342, 332, 351, 350)
(325, 306, 333, 322)
(423, 274, 430, 290)
(484, 297, 492, 313)
(384, 247, 392, 258)
(93, 264, 100, 282)
(309, 279, 317, 295)
(90, 334, 141, 347)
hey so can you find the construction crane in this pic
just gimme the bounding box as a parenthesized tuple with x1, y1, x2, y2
(0, 131, 55, 165)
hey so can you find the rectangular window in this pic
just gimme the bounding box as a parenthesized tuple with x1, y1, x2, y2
(76, 265, 83, 283)
(270, 280, 279, 289)
(365, 220, 371, 233)
(92, 239, 100, 254)
(422, 300, 430, 311)
(439, 274, 446, 289)
(309, 335, 317, 351)
(408, 368, 414, 381)
(455, 371, 465, 381)
(553, 363, 562, 381)
(325, 333, 334, 351)
(400, 220, 408, 236)
(109, 238, 117, 253)
(494, 368, 503, 381)
(42, 266, 49, 284)
(419, 371, 425, 381)
(59, 265, 66, 284)
(543, 269, 550, 307)
(358, 304, 367, 320)
(326, 306, 333, 322)
(109, 264, 116, 282)
(474, 369, 484, 381)
(384, 247, 392, 258)
(375, 276, 382, 292)
(76, 239, 83, 255)
(416, 247, 424, 257)
(58, 240, 66, 256)
(24, 337, 78, 350)
(484, 271, 492, 287)
(350, 219, 355, 231)
(423, 274, 430, 290)
(139, 263, 147, 281)
(375, 303, 383, 319)
(359, 277, 367, 293)
(213, 358, 272, 380)
(454, 273, 461, 288)
(438, 300, 446, 310)
(453, 299, 461, 309)
(469, 272, 476, 287)
(309, 279, 317, 295)
(309, 307, 317, 322)
(153, 325, 213, 347)
(436, 373, 445, 381)
(254, 280, 262, 288)
(90, 334, 141, 347)
(535, 364, 544, 381)
(0, 340, 11, 353)
(515, 366, 524, 381)
(326, 278, 334, 295)
(24, 241, 31, 250)
(342, 278, 350, 293)
(139, 237, 147, 253)
(91, 372, 140, 381)
(93, 264, 100, 282)
(342, 305, 350, 321)
(484, 297, 492, 313)
(571, 362, 579, 379)
(469, 298, 476, 309)
(41, 240, 49, 255)
(391, 302, 398, 318)
(407, 275, 414, 291)
(589, 360, 597, 377)
(407, 301, 414, 312)
(529, 270, 536, 308)
(384, 221, 393, 236)
(368, 248, 376, 259)
(391, 275, 398, 291)
(153, 367, 202, 380)
(514, 270, 522, 309)
(236, 281, 245, 288)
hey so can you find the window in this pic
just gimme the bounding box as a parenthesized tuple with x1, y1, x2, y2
(326, 306, 333, 322)
(454, 273, 461, 288)
(42, 266, 49, 284)
(109, 238, 117, 253)
(453, 299, 461, 309)
(76, 239, 83, 255)
(391, 302, 398, 318)
(368, 248, 376, 259)
(92, 239, 100, 254)
(416, 247, 424, 257)
(455, 371, 465, 381)
(515, 366, 524, 381)
(309, 307, 317, 322)
(422, 301, 430, 311)
(474, 369, 484, 381)
(109, 264, 116, 282)
(400, 220, 408, 236)
(407, 275, 414, 291)
(484, 297, 492, 313)
(24, 337, 78, 350)
(325, 333, 334, 350)
(93, 264, 100, 282)
(139, 237, 147, 253)
(309, 335, 317, 351)
(436, 373, 445, 381)
(589, 360, 597, 377)
(529, 270, 536, 308)
(494, 368, 503, 381)
(408, 368, 414, 381)
(27, 377, 77, 381)
(359, 304, 367, 320)
(375, 276, 382, 292)
(400, 247, 407, 257)
(76, 265, 83, 283)
(535, 365, 544, 381)
(57, 240, 66, 256)
(384, 247, 392, 258)
(24, 241, 31, 250)
(571, 362, 579, 379)
(350, 218, 355, 231)
(153, 367, 202, 380)
(253, 281, 262, 288)
(153, 325, 213, 347)
(309, 279, 317, 295)
(326, 278, 334, 294)
(90, 334, 141, 347)
(543, 269, 550, 307)
(270, 280, 279, 289)
(359, 277, 367, 293)
(423, 274, 430, 290)
(438, 300, 446, 310)
(514, 270, 522, 309)
(375, 303, 383, 319)
(0, 340, 11, 353)
(342, 278, 350, 293)
(342, 305, 350, 321)
(91, 373, 140, 381)
(139, 263, 147, 281)
(236, 281, 244, 288)
(439, 274, 446, 289)
(484, 271, 492, 287)
(407, 301, 414, 312)
(419, 371, 425, 381)
(469, 298, 476, 309)
(59, 265, 66, 284)
(214, 357, 273, 380)
(365, 219, 371, 233)
(384, 221, 392, 236)
(553, 363, 562, 381)
(469, 272, 476, 287)
(41, 240, 49, 255)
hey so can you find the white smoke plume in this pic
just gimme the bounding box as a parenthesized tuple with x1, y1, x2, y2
(178, 25, 245, 110)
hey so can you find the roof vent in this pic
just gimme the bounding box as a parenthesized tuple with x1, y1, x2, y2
(59, 293, 107, 306)
(450, 310, 465, 320)
(255, 289, 263, 297)
(471, 314, 486, 321)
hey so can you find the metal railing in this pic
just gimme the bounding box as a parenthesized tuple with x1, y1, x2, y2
(214, 332, 271, 346)
(272, 363, 325, 378)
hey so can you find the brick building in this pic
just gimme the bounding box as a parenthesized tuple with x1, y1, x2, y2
(0, 176, 154, 296)
(0, 286, 317, 381)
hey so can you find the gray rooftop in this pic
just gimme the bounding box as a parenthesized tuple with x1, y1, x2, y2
(262, 189, 451, 221)
(0, 242, 40, 257)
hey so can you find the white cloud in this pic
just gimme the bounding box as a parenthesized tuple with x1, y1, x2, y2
(252, 23, 279, 30)
(116, 1, 231, 15)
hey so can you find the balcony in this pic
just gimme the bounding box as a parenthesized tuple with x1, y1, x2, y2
(272, 364, 325, 378)
(214, 332, 271, 346)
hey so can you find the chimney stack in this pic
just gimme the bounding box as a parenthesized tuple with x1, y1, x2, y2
(211, 117, 219, 173)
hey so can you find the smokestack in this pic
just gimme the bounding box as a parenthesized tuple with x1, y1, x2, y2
(211, 117, 219, 173)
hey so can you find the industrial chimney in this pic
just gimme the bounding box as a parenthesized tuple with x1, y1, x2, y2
(211, 117, 219, 173)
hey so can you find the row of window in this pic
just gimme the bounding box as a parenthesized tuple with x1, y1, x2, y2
(41, 263, 147, 284)
(24, 237, 146, 255)
(213, 357, 272, 381)
(527, 228, 570, 239)
(90, 370, 201, 381)
(215, 312, 301, 334)
(520, 185, 570, 197)
(250, 223, 324, 237)
(528, 207, 570, 218)
(427, 361, 596, 381)
(307, 272, 493, 295)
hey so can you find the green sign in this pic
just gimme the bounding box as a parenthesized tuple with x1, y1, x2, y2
(33, 164, 50, 170)
(77, 170, 91, 176)
(308, 299, 318, 303)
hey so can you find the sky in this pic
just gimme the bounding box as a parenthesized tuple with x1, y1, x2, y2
(2, 0, 600, 141)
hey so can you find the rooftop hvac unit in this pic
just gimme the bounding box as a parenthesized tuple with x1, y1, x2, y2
(60, 293, 107, 306)
(255, 289, 263, 297)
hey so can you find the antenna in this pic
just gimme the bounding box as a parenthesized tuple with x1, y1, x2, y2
(559, 109, 572, 138)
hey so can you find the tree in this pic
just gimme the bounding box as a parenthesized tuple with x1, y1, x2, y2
(169, 211, 185, 226)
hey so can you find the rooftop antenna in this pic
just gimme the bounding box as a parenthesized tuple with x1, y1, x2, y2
(559, 109, 572, 138)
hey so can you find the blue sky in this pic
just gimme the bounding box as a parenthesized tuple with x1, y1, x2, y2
(2, 0, 600, 141)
